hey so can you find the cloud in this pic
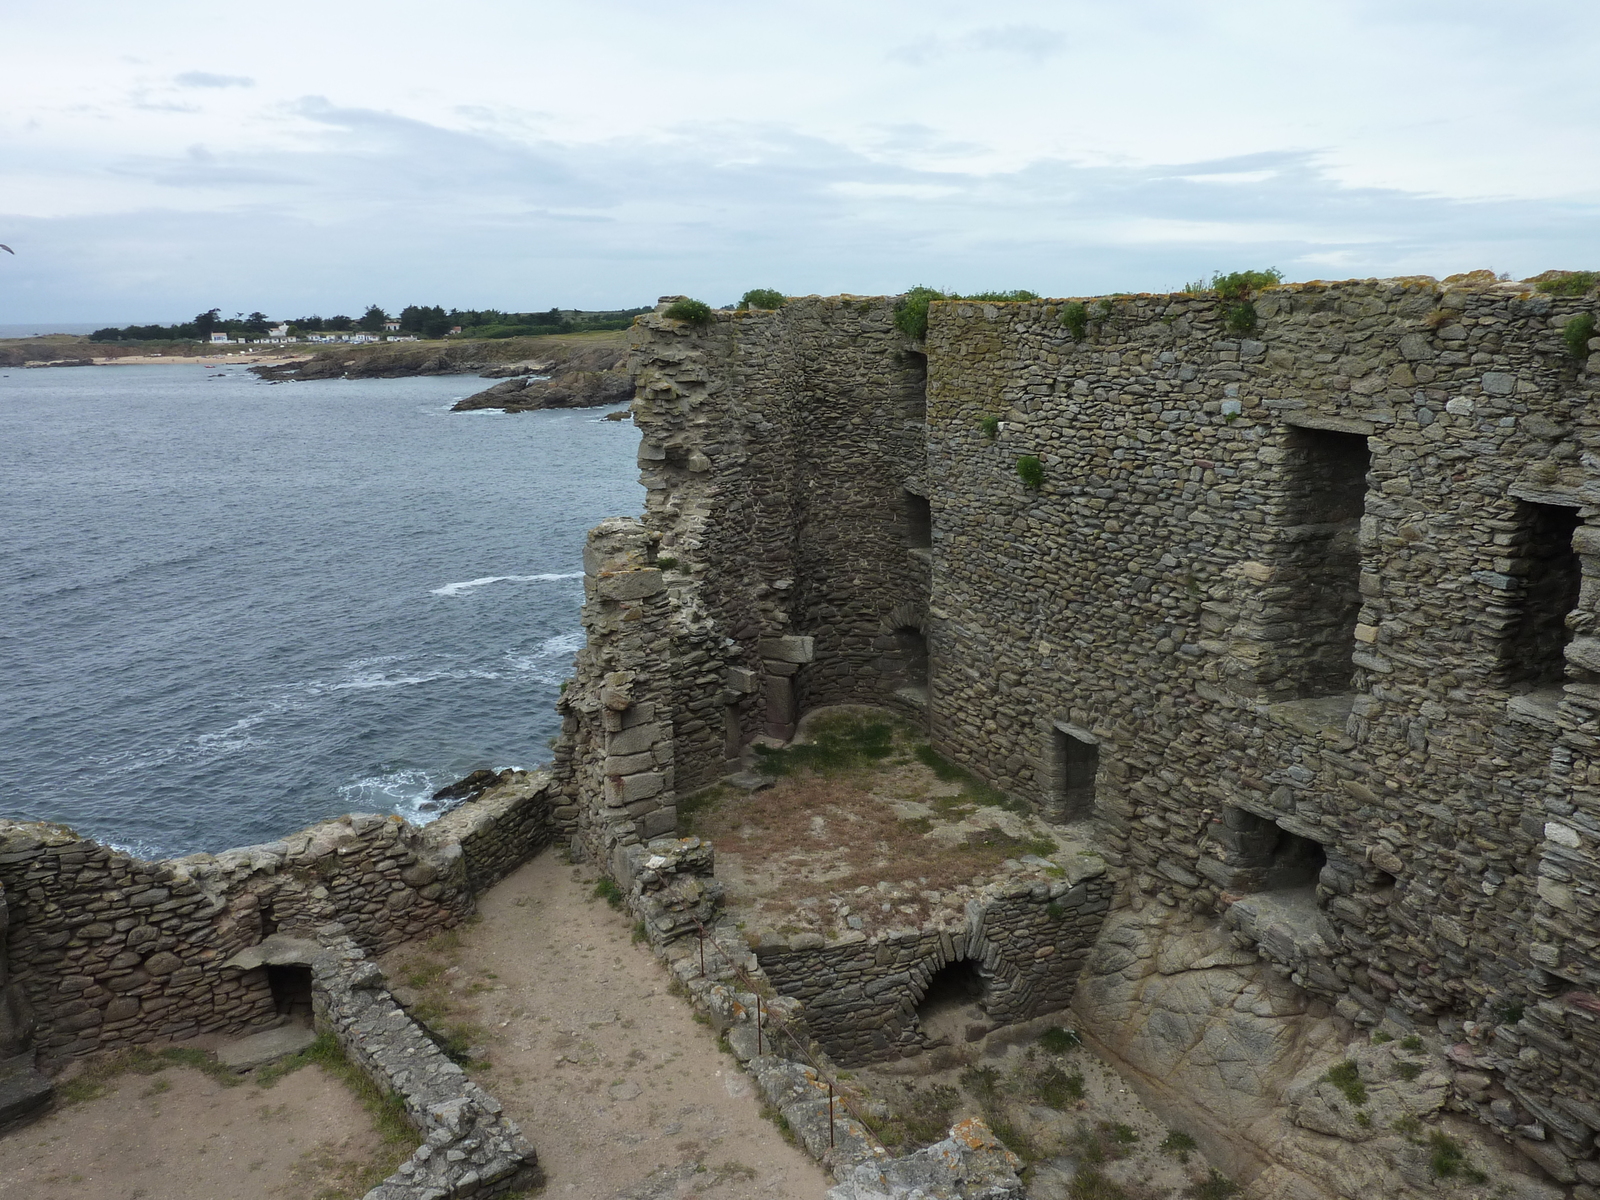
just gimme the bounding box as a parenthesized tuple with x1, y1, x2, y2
(174, 71, 255, 89)
(2, 106, 1597, 323)
(889, 24, 1067, 66)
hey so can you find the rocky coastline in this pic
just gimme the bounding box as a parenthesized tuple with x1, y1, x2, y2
(250, 330, 634, 412)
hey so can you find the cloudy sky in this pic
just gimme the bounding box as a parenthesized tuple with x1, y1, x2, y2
(3, 0, 1598, 324)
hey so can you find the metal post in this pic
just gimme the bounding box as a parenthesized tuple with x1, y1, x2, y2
(698, 926, 705, 977)
(828, 1082, 835, 1146)
(756, 1000, 763, 1056)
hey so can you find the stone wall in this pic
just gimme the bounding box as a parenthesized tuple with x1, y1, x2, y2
(0, 773, 555, 1065)
(560, 277, 1600, 1187)
(313, 931, 541, 1199)
(755, 858, 1112, 1066)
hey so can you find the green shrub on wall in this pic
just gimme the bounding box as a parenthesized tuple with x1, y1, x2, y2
(663, 298, 712, 326)
(1016, 455, 1044, 488)
(1566, 312, 1596, 360)
(738, 288, 786, 310)
(1226, 303, 1259, 334)
(979, 414, 1001, 439)
(894, 287, 1040, 341)
(1061, 302, 1088, 341)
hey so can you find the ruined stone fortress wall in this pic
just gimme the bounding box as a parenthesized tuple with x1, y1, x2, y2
(560, 279, 1600, 1183)
(0, 773, 553, 1063)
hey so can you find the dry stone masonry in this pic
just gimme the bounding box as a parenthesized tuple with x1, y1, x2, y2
(548, 277, 1600, 1194)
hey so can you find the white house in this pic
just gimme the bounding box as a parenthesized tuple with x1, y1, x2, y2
(209, 332, 229, 344)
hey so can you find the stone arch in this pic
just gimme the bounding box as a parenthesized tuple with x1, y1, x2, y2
(875, 601, 930, 709)
(901, 927, 1028, 1048)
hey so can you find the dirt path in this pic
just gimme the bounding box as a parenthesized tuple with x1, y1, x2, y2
(0, 1057, 388, 1200)
(379, 849, 829, 1200)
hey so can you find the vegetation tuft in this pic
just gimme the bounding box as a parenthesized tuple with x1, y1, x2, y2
(1399, 1035, 1424, 1051)
(1565, 312, 1596, 360)
(1161, 1130, 1199, 1163)
(979, 414, 1001, 439)
(1038, 1026, 1083, 1054)
(1535, 270, 1599, 296)
(1322, 1060, 1367, 1106)
(738, 288, 786, 310)
(592, 877, 625, 909)
(1426, 1130, 1485, 1182)
(893, 286, 1039, 340)
(1016, 455, 1045, 489)
(1187, 1169, 1242, 1199)
(663, 298, 713, 326)
(1184, 268, 1284, 299)
(1225, 303, 1258, 335)
(1396, 1062, 1423, 1081)
(1061, 302, 1089, 341)
(860, 1082, 961, 1151)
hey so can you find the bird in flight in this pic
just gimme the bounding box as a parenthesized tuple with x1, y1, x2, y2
(0, 245, 12, 254)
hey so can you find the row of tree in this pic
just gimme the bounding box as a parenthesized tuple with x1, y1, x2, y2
(89, 303, 653, 343)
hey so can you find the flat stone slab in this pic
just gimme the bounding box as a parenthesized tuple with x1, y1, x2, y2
(0, 1061, 54, 1132)
(216, 1023, 317, 1072)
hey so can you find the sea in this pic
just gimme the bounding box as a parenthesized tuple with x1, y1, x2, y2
(0, 363, 643, 858)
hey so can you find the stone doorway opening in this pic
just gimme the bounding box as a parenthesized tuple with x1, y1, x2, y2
(916, 958, 989, 1045)
(267, 964, 314, 1021)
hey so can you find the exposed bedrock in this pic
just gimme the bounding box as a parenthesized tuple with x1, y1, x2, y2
(1076, 905, 1562, 1200)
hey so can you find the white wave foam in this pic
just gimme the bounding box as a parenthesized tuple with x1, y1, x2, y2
(338, 768, 444, 825)
(503, 630, 586, 676)
(430, 572, 582, 597)
(332, 667, 503, 692)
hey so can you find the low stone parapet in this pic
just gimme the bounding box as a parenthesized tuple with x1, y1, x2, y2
(311, 930, 541, 1200)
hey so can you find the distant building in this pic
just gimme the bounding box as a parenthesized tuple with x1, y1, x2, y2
(268, 324, 289, 338)
(382, 320, 401, 332)
(209, 332, 229, 344)
(449, 326, 463, 335)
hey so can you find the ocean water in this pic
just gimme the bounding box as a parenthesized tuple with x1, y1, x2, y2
(0, 363, 642, 857)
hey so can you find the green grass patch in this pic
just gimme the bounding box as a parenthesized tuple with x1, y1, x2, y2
(1370, 1030, 1393, 1044)
(979, 414, 1000, 439)
(754, 713, 895, 776)
(1322, 1060, 1367, 1106)
(1396, 1061, 1423, 1082)
(592, 877, 625, 909)
(58, 1044, 247, 1105)
(676, 783, 728, 834)
(1160, 1130, 1198, 1163)
(914, 745, 1030, 815)
(1038, 1026, 1082, 1054)
(1033, 1064, 1086, 1107)
(1399, 1035, 1423, 1052)
(1188, 1169, 1241, 1199)
(1016, 455, 1044, 489)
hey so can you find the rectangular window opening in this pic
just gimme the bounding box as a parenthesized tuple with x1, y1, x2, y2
(1219, 808, 1327, 894)
(1502, 500, 1581, 688)
(1051, 724, 1098, 822)
(1278, 426, 1370, 699)
(904, 490, 932, 550)
(904, 350, 928, 419)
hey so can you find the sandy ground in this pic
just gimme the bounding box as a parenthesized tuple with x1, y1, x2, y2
(0, 1056, 389, 1200)
(378, 850, 829, 1200)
